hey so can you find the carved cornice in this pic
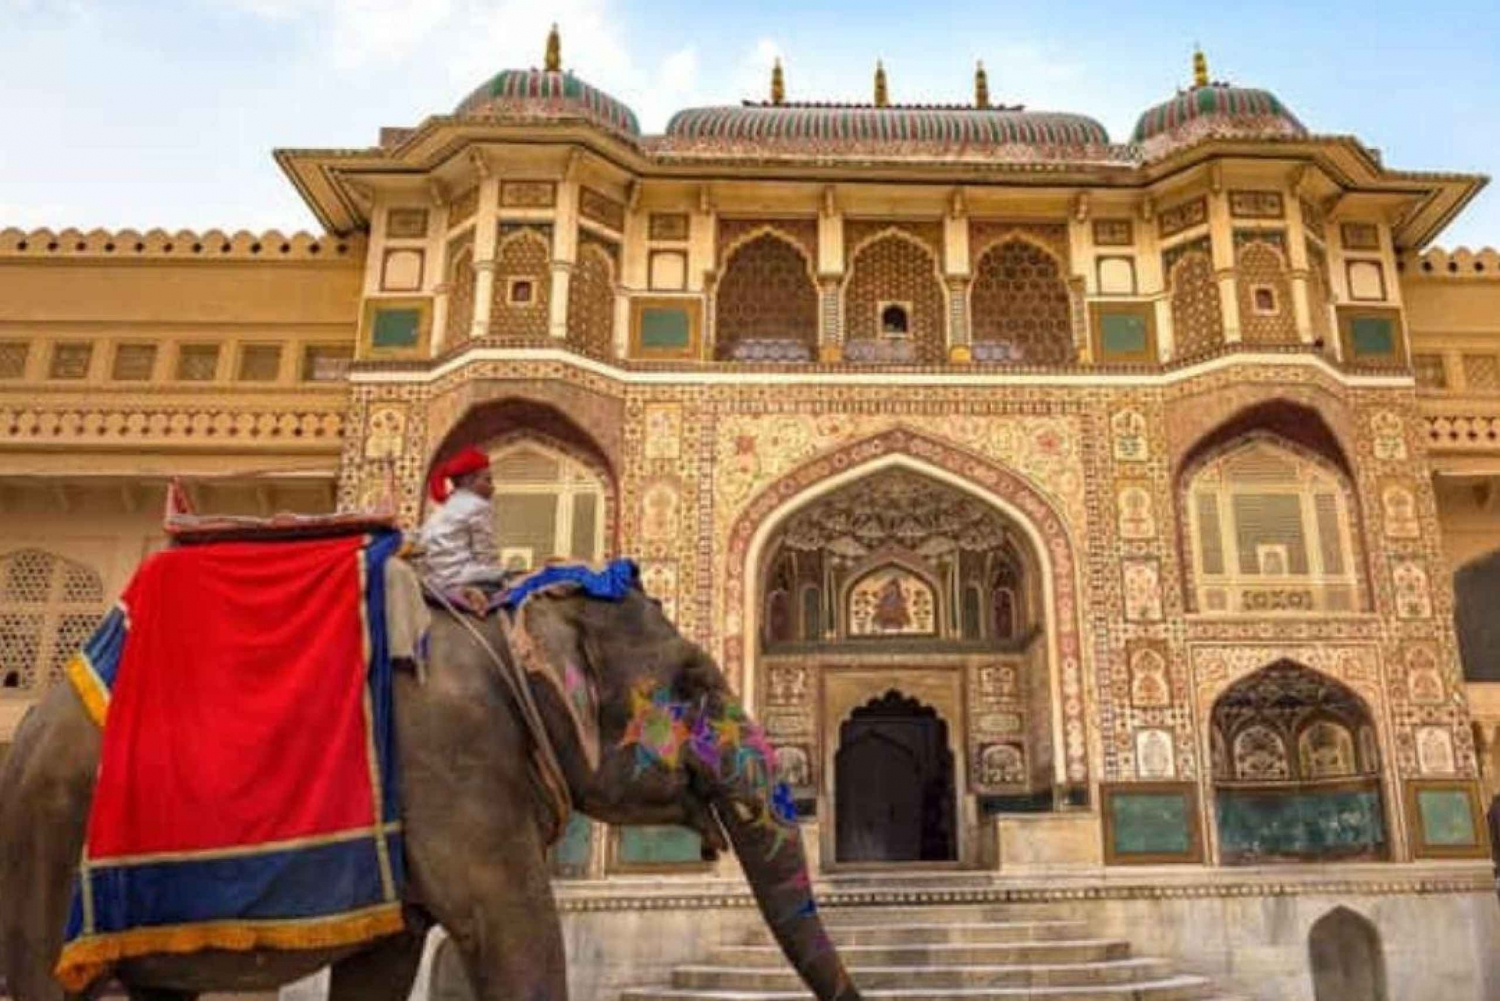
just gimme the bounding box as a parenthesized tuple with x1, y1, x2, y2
(0, 403, 346, 450)
(0, 228, 364, 263)
(1428, 415, 1500, 452)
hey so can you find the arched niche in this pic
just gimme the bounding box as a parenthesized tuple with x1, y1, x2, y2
(1454, 547, 1500, 681)
(425, 397, 619, 561)
(714, 229, 819, 362)
(1211, 661, 1388, 864)
(1308, 906, 1388, 1001)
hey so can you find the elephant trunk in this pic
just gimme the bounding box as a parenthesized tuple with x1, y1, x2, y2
(714, 794, 860, 1001)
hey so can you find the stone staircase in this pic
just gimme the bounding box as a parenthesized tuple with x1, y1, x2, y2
(620, 904, 1242, 1000)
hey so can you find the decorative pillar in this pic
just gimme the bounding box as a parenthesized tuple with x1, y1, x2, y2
(817, 186, 845, 362)
(430, 282, 452, 354)
(550, 175, 581, 340)
(818, 277, 843, 362)
(944, 195, 971, 363)
(469, 163, 501, 340)
(946, 277, 972, 362)
(1207, 188, 1241, 344)
(1284, 195, 1315, 344)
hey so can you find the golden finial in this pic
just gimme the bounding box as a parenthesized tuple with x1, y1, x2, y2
(874, 59, 888, 107)
(545, 23, 561, 73)
(771, 57, 785, 105)
(975, 60, 990, 108)
(1192, 46, 1209, 88)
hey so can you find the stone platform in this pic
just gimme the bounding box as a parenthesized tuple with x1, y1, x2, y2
(276, 860, 1499, 1001)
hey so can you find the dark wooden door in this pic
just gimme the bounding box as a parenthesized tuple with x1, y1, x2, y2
(834, 690, 956, 862)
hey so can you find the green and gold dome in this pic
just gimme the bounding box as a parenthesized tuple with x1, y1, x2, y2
(1132, 51, 1307, 153)
(454, 25, 641, 139)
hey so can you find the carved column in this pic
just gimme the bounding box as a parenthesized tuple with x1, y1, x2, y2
(1284, 195, 1316, 344)
(549, 178, 580, 341)
(818, 277, 843, 362)
(1207, 189, 1241, 344)
(946, 276, 972, 363)
(469, 172, 501, 340)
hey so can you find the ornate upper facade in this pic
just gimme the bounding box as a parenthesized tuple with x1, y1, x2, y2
(4, 33, 1500, 884)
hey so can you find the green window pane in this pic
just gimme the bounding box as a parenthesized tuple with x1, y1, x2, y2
(1110, 791, 1190, 855)
(640, 307, 690, 349)
(372, 308, 422, 348)
(1417, 789, 1477, 847)
(1099, 312, 1148, 356)
(1350, 317, 1395, 357)
(616, 825, 702, 865)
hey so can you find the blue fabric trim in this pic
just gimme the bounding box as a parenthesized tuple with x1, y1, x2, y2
(500, 558, 639, 609)
(86, 838, 388, 932)
(82, 606, 128, 691)
(363, 531, 403, 825)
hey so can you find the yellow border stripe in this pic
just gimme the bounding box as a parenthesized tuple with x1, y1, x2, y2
(65, 654, 110, 728)
(54, 903, 404, 992)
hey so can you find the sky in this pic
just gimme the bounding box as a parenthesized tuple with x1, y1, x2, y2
(2, 0, 1498, 249)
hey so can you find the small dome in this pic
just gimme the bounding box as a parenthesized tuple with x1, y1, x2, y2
(455, 68, 640, 139)
(1132, 82, 1306, 149)
(663, 104, 1111, 148)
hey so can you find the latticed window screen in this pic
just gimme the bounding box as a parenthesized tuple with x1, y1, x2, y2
(1187, 440, 1357, 613)
(0, 341, 29, 379)
(112, 343, 158, 381)
(489, 443, 605, 570)
(237, 344, 283, 381)
(175, 344, 221, 382)
(0, 550, 106, 692)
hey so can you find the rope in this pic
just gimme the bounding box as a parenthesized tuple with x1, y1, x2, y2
(420, 583, 573, 844)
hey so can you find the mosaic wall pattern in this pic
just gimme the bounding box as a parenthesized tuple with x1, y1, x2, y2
(842, 232, 947, 363)
(336, 352, 1478, 861)
(1167, 242, 1224, 358)
(969, 238, 1076, 364)
(569, 236, 616, 358)
(1235, 239, 1298, 345)
(714, 231, 819, 360)
(489, 227, 552, 339)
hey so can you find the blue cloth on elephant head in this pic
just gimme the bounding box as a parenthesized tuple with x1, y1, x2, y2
(499, 558, 640, 610)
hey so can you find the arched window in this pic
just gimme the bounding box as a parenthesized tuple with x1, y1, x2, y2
(0, 549, 107, 692)
(715, 231, 818, 362)
(443, 239, 475, 345)
(1309, 907, 1388, 1001)
(1185, 436, 1360, 614)
(488, 441, 605, 571)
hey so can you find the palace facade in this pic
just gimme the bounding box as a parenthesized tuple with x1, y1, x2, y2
(5, 33, 1500, 999)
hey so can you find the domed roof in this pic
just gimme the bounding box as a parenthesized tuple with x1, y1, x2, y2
(455, 68, 640, 138)
(1131, 54, 1306, 151)
(664, 104, 1110, 148)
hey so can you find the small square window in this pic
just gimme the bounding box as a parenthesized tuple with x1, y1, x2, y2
(1251, 285, 1279, 315)
(507, 278, 535, 305)
(0, 340, 29, 379)
(237, 344, 282, 381)
(49, 342, 92, 380)
(302, 344, 354, 382)
(175, 344, 221, 382)
(112, 343, 157, 381)
(877, 301, 911, 337)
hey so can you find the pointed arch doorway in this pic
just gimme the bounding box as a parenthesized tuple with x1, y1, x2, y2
(835, 690, 956, 862)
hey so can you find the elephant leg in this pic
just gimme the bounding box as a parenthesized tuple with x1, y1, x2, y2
(328, 932, 426, 1001)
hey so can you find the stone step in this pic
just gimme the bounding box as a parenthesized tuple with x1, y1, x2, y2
(620, 973, 1219, 1000)
(742, 921, 1091, 947)
(711, 940, 1134, 968)
(673, 956, 1173, 990)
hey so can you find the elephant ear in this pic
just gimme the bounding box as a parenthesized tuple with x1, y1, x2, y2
(511, 596, 602, 770)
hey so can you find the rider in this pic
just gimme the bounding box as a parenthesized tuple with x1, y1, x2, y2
(419, 447, 510, 604)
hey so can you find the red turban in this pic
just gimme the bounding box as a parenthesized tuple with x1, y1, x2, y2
(427, 446, 490, 503)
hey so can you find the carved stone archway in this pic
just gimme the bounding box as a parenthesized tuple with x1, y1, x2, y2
(724, 427, 1090, 788)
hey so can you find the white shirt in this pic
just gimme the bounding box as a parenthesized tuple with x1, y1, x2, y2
(417, 488, 500, 588)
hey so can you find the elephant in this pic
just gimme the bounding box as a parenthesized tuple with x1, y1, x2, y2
(0, 582, 862, 1001)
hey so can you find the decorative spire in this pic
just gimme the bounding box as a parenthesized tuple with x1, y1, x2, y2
(545, 23, 561, 72)
(874, 59, 888, 107)
(974, 60, 990, 108)
(771, 57, 785, 105)
(1192, 46, 1209, 88)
